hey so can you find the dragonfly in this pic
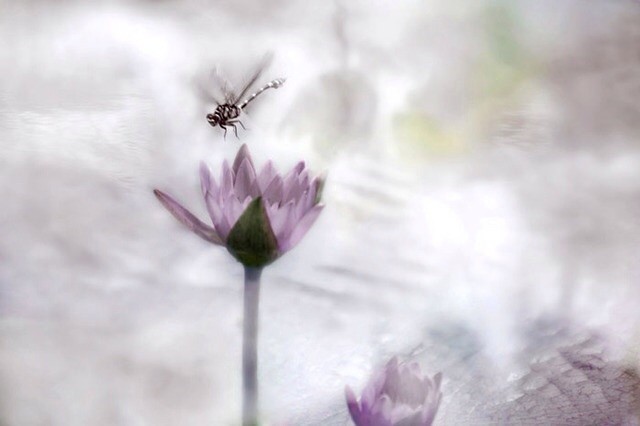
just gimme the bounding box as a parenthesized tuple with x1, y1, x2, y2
(202, 55, 286, 138)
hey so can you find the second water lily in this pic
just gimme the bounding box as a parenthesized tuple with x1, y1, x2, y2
(346, 357, 442, 426)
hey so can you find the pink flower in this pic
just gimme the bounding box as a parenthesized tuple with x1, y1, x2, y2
(345, 357, 442, 426)
(154, 144, 324, 267)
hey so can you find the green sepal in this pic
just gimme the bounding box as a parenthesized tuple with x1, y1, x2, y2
(226, 197, 279, 267)
(314, 174, 326, 205)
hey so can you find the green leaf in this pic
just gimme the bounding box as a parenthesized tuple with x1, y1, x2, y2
(226, 197, 279, 267)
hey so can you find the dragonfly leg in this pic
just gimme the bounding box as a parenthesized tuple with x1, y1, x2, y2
(219, 123, 227, 139)
(230, 123, 239, 139)
(228, 120, 246, 131)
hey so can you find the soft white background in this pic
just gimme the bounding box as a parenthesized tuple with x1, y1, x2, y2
(2, 0, 640, 424)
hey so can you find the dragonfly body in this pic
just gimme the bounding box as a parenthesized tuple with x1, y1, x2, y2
(206, 104, 242, 133)
(238, 78, 286, 109)
(206, 75, 286, 138)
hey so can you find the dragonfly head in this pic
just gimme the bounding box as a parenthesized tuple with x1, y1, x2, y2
(206, 113, 219, 127)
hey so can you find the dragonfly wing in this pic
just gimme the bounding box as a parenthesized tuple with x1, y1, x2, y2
(210, 66, 237, 104)
(234, 52, 274, 105)
(192, 71, 221, 106)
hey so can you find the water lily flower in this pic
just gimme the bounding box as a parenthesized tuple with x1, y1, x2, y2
(153, 144, 324, 267)
(154, 144, 325, 426)
(345, 357, 442, 426)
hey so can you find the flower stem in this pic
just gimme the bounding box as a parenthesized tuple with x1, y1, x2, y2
(242, 266, 262, 426)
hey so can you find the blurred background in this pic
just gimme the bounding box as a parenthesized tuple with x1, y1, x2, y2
(2, 0, 640, 424)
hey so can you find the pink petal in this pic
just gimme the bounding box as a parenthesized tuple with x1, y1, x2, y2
(257, 161, 277, 192)
(267, 200, 295, 243)
(204, 192, 225, 231)
(281, 173, 299, 204)
(200, 162, 210, 196)
(291, 160, 305, 175)
(408, 362, 422, 375)
(372, 394, 393, 416)
(433, 372, 442, 390)
(214, 210, 232, 242)
(422, 386, 442, 425)
(249, 178, 261, 198)
(371, 368, 389, 396)
(154, 190, 223, 245)
(290, 180, 308, 204)
(297, 177, 320, 215)
(392, 409, 422, 425)
(200, 162, 219, 200)
(421, 404, 438, 426)
(293, 194, 305, 221)
(232, 144, 255, 176)
(298, 170, 310, 195)
(223, 195, 245, 231)
(239, 195, 253, 220)
(281, 162, 305, 195)
(295, 190, 313, 220)
(386, 357, 400, 370)
(306, 179, 320, 209)
(361, 380, 376, 415)
(280, 204, 324, 252)
(283, 168, 309, 203)
(263, 175, 284, 205)
(220, 160, 234, 201)
(234, 158, 258, 201)
(345, 386, 363, 424)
